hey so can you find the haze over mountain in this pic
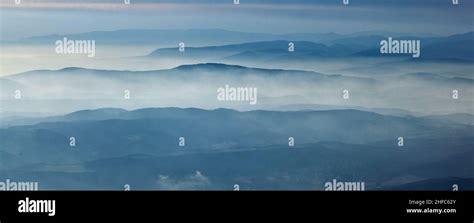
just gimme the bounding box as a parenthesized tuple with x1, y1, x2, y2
(9, 29, 473, 63)
(1, 0, 472, 192)
(147, 32, 474, 62)
(2, 29, 472, 80)
(1, 62, 472, 116)
(0, 107, 472, 190)
(4, 29, 424, 46)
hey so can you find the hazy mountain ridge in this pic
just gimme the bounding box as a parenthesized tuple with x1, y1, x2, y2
(1, 126, 472, 190)
(1, 62, 472, 115)
(1, 107, 472, 166)
(146, 32, 474, 61)
(5, 29, 423, 46)
(1, 2, 473, 192)
(6, 63, 339, 79)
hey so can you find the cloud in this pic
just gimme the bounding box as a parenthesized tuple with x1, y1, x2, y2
(1, 0, 471, 40)
(156, 171, 211, 190)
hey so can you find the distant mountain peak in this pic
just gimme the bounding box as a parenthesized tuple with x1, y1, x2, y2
(64, 108, 129, 119)
(173, 63, 248, 71)
(171, 63, 320, 75)
(58, 67, 88, 72)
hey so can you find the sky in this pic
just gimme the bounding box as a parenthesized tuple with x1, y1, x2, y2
(0, 0, 473, 40)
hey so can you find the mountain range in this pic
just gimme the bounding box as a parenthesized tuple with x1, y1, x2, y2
(1, 28, 472, 190)
(6, 29, 472, 62)
(0, 107, 472, 190)
(1, 62, 472, 115)
(147, 32, 474, 61)
(3, 29, 418, 46)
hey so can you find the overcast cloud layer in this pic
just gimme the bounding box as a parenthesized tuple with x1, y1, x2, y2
(1, 0, 472, 40)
